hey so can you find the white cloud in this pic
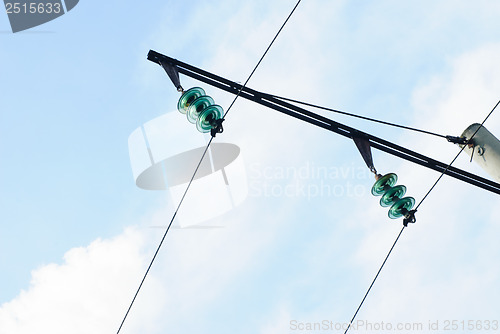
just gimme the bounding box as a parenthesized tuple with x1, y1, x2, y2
(0, 195, 299, 334)
(0, 227, 150, 334)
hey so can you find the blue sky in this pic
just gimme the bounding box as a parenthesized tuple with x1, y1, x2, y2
(1, 1, 500, 333)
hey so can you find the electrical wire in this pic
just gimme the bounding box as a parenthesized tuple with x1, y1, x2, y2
(268, 93, 448, 139)
(344, 226, 406, 334)
(223, 0, 302, 119)
(116, 2, 302, 333)
(116, 137, 214, 334)
(344, 99, 499, 334)
(415, 98, 500, 210)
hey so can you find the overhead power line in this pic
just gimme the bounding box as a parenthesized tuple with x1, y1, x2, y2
(344, 226, 406, 334)
(116, 138, 214, 334)
(344, 99, 499, 334)
(223, 0, 302, 119)
(117, 2, 302, 333)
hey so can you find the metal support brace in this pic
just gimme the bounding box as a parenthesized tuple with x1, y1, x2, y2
(352, 134, 377, 175)
(159, 60, 183, 92)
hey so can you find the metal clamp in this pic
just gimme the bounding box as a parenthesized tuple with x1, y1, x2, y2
(403, 209, 417, 227)
(210, 118, 225, 137)
(446, 135, 468, 145)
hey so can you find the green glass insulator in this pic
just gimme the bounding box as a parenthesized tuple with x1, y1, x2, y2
(196, 105, 224, 133)
(187, 95, 214, 124)
(177, 87, 206, 114)
(371, 173, 398, 196)
(388, 197, 415, 219)
(380, 185, 406, 207)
